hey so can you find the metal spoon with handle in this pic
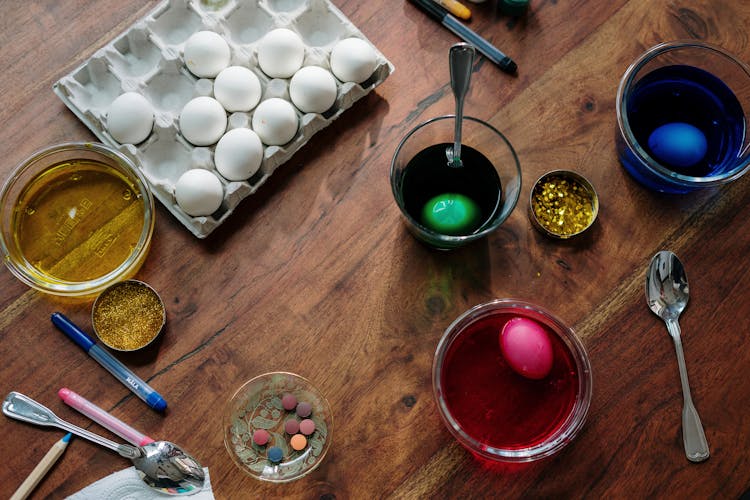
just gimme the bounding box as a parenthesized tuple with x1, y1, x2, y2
(3, 391, 205, 494)
(645, 251, 709, 462)
(445, 42, 475, 168)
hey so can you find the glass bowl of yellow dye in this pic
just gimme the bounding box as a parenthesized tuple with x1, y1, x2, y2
(529, 170, 598, 239)
(0, 143, 155, 296)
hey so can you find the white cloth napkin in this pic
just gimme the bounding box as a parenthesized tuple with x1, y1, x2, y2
(66, 466, 214, 499)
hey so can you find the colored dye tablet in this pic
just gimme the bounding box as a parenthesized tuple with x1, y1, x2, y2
(420, 193, 481, 235)
(296, 401, 312, 417)
(647, 122, 707, 169)
(290, 434, 307, 451)
(281, 393, 297, 411)
(252, 429, 270, 446)
(299, 418, 316, 435)
(268, 446, 283, 463)
(285, 419, 300, 435)
(500, 317, 554, 380)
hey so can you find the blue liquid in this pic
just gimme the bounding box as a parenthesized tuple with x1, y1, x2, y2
(620, 65, 746, 192)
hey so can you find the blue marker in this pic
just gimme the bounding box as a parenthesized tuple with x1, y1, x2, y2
(408, 0, 518, 74)
(51, 313, 167, 412)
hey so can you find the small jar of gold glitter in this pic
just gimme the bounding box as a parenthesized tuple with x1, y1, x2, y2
(529, 170, 599, 239)
(92, 279, 166, 351)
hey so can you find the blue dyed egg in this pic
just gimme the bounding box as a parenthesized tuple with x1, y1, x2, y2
(647, 122, 708, 169)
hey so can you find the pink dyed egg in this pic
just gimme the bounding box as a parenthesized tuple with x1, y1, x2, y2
(499, 317, 554, 379)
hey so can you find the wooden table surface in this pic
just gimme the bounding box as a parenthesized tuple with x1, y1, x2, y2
(2, 0, 750, 498)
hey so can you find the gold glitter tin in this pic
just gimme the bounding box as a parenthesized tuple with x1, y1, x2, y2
(529, 170, 599, 239)
(92, 279, 165, 351)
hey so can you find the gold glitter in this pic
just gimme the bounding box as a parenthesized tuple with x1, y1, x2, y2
(92, 280, 165, 350)
(531, 174, 595, 237)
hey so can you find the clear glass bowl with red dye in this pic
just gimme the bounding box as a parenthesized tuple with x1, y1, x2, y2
(432, 299, 593, 462)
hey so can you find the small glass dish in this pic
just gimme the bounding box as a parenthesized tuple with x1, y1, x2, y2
(0, 142, 154, 297)
(529, 170, 598, 239)
(433, 299, 593, 462)
(223, 372, 333, 483)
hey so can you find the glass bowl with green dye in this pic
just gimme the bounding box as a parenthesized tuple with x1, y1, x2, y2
(390, 115, 521, 250)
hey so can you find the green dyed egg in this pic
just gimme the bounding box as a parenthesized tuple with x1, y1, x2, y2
(421, 193, 481, 235)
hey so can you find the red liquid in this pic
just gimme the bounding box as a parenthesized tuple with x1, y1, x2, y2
(441, 309, 579, 450)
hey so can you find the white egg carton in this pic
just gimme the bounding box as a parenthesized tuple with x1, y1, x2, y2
(53, 0, 394, 238)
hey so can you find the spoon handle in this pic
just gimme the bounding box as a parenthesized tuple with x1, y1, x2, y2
(3, 392, 142, 460)
(449, 43, 475, 166)
(666, 320, 710, 462)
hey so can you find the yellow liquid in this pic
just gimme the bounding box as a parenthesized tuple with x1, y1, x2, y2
(13, 160, 146, 283)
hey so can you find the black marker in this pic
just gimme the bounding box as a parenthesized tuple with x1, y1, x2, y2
(408, 0, 518, 74)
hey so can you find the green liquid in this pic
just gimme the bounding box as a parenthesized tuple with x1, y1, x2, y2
(401, 143, 502, 236)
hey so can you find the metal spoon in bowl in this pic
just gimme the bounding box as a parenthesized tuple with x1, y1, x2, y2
(446, 43, 476, 168)
(645, 251, 709, 462)
(3, 391, 205, 494)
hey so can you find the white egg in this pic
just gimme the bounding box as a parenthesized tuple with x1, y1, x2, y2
(330, 38, 378, 84)
(257, 28, 305, 79)
(107, 92, 154, 144)
(175, 169, 224, 217)
(214, 128, 263, 181)
(251, 98, 299, 146)
(289, 66, 338, 114)
(214, 66, 262, 112)
(183, 31, 231, 78)
(179, 96, 227, 146)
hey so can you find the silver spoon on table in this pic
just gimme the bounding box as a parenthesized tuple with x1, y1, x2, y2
(446, 43, 475, 168)
(645, 251, 709, 462)
(3, 391, 205, 494)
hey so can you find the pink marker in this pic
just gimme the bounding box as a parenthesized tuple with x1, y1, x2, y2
(58, 388, 155, 447)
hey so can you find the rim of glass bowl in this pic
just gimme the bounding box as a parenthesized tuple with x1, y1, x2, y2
(0, 142, 155, 297)
(432, 299, 593, 462)
(390, 115, 521, 247)
(222, 371, 334, 483)
(616, 40, 750, 188)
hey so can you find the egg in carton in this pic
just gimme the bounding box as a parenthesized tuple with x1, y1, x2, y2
(53, 0, 394, 238)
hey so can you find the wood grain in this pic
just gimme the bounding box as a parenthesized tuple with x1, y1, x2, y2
(1, 0, 749, 498)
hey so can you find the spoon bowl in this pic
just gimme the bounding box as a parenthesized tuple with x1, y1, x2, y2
(2, 391, 205, 494)
(645, 251, 709, 462)
(133, 440, 205, 492)
(646, 250, 689, 320)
